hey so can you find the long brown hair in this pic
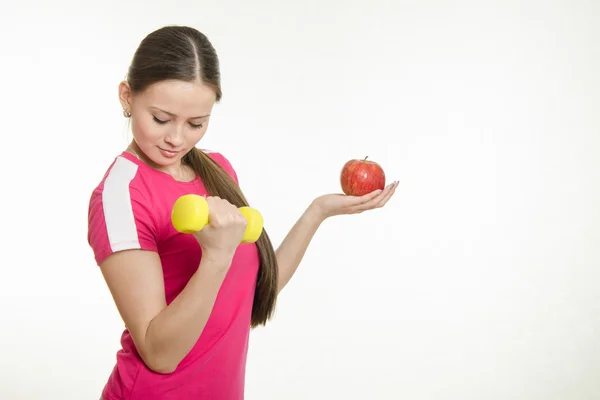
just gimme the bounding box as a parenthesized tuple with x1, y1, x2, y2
(126, 25, 278, 328)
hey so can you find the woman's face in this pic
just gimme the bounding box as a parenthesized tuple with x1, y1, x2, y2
(119, 79, 216, 176)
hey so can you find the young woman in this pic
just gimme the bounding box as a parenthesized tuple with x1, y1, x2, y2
(88, 25, 397, 400)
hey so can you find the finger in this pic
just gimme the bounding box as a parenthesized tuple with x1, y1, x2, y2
(354, 188, 383, 202)
(363, 181, 395, 204)
(374, 181, 398, 208)
(206, 197, 233, 226)
(341, 188, 383, 207)
(351, 181, 398, 212)
(234, 207, 248, 225)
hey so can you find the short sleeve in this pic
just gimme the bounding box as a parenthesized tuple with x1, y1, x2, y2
(206, 151, 239, 184)
(87, 163, 157, 266)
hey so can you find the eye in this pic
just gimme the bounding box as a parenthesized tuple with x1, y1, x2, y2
(153, 116, 168, 125)
(190, 123, 204, 129)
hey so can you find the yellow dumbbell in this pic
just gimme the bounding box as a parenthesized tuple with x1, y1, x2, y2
(171, 194, 264, 243)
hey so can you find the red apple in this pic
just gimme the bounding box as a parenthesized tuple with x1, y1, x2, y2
(340, 156, 386, 196)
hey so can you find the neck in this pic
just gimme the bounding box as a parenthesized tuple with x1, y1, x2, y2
(126, 142, 194, 182)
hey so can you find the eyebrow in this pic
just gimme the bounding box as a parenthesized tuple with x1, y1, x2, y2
(150, 106, 210, 119)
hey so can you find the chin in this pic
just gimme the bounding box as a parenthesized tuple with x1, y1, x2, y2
(156, 156, 182, 166)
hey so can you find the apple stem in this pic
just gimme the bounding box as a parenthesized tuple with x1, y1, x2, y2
(364, 156, 369, 161)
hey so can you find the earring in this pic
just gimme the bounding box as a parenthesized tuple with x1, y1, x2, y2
(123, 109, 131, 118)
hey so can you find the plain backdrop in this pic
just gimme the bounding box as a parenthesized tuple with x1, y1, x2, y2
(1, 0, 599, 399)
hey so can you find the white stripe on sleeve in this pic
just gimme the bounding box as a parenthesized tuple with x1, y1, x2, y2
(102, 156, 141, 252)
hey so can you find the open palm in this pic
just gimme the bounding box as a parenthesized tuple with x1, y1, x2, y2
(312, 181, 398, 219)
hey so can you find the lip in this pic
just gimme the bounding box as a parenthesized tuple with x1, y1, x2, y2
(158, 147, 180, 158)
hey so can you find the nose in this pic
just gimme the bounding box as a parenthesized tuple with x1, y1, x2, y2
(165, 124, 185, 148)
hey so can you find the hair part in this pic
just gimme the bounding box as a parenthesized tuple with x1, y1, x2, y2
(126, 25, 278, 327)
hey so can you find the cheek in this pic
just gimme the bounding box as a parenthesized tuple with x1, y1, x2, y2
(132, 118, 161, 143)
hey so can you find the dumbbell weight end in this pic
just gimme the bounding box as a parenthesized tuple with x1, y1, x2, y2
(171, 194, 210, 234)
(238, 206, 264, 243)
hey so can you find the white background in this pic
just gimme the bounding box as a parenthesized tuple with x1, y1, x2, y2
(1, 0, 599, 399)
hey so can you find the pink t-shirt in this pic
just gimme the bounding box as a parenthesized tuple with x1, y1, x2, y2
(87, 150, 259, 400)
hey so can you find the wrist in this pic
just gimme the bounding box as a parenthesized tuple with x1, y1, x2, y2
(201, 248, 234, 265)
(306, 201, 328, 224)
(198, 250, 233, 277)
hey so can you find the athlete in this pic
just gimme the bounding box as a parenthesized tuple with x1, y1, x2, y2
(88, 25, 398, 400)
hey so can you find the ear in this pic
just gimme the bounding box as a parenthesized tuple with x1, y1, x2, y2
(118, 81, 133, 112)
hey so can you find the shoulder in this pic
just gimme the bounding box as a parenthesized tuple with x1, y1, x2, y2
(88, 153, 156, 229)
(87, 153, 157, 266)
(201, 148, 239, 184)
(90, 153, 153, 203)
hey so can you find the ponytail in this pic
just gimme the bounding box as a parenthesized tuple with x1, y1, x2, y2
(183, 148, 278, 328)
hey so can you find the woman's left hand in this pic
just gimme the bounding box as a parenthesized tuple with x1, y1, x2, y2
(310, 181, 399, 220)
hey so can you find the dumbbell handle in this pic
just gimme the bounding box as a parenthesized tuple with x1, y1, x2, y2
(171, 194, 263, 243)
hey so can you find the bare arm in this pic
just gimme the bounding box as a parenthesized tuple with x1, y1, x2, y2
(275, 185, 397, 293)
(275, 203, 325, 293)
(100, 249, 232, 374)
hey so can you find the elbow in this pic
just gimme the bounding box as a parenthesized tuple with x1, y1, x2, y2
(138, 324, 180, 374)
(139, 348, 179, 375)
(144, 354, 178, 374)
(149, 363, 177, 375)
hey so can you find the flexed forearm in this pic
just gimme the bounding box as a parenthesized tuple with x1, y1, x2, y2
(142, 254, 231, 373)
